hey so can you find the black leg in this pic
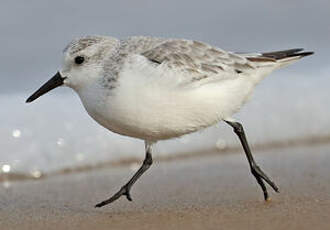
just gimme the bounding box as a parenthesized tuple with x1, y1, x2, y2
(95, 142, 153, 208)
(225, 120, 279, 200)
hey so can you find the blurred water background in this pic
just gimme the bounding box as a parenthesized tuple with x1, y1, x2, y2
(0, 0, 329, 177)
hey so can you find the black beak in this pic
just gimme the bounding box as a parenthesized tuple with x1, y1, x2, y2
(26, 72, 66, 103)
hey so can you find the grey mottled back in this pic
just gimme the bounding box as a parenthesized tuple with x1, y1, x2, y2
(64, 36, 275, 90)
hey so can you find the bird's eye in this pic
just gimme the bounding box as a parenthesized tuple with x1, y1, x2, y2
(74, 56, 85, 65)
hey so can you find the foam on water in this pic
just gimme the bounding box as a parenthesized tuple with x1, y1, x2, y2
(0, 71, 329, 175)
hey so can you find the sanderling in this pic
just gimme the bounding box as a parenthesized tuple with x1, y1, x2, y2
(26, 36, 313, 207)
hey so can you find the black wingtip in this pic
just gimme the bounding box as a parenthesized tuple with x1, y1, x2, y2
(294, 51, 314, 58)
(262, 48, 314, 60)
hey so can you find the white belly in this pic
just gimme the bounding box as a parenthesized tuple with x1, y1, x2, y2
(78, 75, 254, 141)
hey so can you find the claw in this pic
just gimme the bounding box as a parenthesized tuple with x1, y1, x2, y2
(95, 201, 107, 208)
(95, 185, 132, 208)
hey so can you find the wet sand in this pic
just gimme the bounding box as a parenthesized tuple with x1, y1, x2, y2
(1, 144, 330, 229)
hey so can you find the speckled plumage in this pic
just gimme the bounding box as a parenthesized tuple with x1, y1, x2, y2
(64, 36, 259, 89)
(63, 36, 109, 55)
(103, 36, 259, 87)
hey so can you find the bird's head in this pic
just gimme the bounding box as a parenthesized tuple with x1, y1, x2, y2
(26, 35, 119, 103)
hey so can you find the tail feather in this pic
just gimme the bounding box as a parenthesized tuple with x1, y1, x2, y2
(261, 49, 314, 60)
(242, 48, 314, 84)
(244, 48, 314, 69)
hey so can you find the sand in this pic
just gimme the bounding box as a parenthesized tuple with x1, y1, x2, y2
(1, 144, 330, 230)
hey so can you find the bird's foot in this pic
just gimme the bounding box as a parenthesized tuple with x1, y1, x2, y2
(251, 164, 279, 201)
(95, 185, 132, 208)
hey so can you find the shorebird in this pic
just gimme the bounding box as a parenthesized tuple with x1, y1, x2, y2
(26, 36, 313, 207)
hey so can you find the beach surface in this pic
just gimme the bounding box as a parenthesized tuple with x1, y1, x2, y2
(1, 144, 330, 230)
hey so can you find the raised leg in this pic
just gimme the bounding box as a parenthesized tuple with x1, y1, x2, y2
(225, 120, 279, 200)
(95, 141, 153, 208)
